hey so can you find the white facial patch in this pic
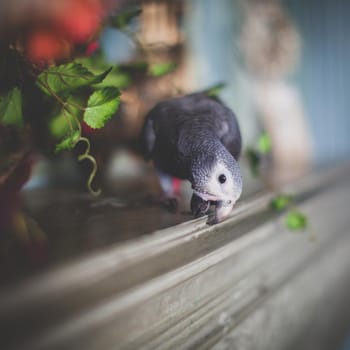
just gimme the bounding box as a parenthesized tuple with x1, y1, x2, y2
(205, 162, 236, 201)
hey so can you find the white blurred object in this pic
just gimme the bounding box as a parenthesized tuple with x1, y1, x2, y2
(240, 0, 312, 183)
(106, 148, 146, 180)
(253, 80, 313, 182)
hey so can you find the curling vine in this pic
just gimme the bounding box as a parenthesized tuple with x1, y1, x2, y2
(34, 62, 120, 194)
(1, 5, 179, 195)
(0, 5, 142, 195)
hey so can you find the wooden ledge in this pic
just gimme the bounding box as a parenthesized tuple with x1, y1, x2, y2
(1, 163, 350, 350)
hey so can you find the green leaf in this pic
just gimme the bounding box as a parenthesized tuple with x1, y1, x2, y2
(84, 87, 120, 129)
(50, 112, 71, 139)
(270, 194, 294, 211)
(49, 96, 85, 139)
(257, 132, 272, 154)
(55, 130, 80, 154)
(149, 63, 176, 77)
(110, 9, 142, 29)
(204, 82, 226, 97)
(101, 71, 131, 88)
(76, 57, 133, 88)
(246, 148, 260, 177)
(37, 63, 112, 96)
(0, 87, 23, 127)
(285, 210, 308, 231)
(94, 68, 132, 88)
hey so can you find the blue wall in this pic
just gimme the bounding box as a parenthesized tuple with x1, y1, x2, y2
(185, 0, 259, 148)
(187, 0, 350, 165)
(286, 0, 350, 164)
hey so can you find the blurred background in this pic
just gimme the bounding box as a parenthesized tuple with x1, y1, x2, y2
(6, 0, 346, 192)
(1, 0, 350, 348)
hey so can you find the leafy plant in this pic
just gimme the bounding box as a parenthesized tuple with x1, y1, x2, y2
(270, 193, 308, 231)
(204, 82, 226, 97)
(0, 3, 177, 196)
(149, 63, 176, 77)
(0, 88, 23, 128)
(246, 131, 272, 177)
(34, 61, 121, 194)
(285, 210, 308, 231)
(246, 131, 309, 231)
(0, 1, 130, 196)
(257, 132, 272, 154)
(109, 9, 143, 29)
(270, 194, 294, 211)
(246, 147, 261, 177)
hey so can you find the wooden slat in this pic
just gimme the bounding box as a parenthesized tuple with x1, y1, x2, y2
(1, 163, 350, 350)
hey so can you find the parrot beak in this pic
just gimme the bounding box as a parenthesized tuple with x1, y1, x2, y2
(210, 200, 234, 224)
(191, 191, 235, 224)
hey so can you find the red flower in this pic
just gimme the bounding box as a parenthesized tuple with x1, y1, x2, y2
(26, 30, 68, 63)
(55, 0, 103, 44)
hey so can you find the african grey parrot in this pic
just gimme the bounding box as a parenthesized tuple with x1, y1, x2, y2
(140, 92, 242, 223)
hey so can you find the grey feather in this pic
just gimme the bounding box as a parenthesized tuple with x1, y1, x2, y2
(140, 93, 241, 172)
(140, 93, 243, 222)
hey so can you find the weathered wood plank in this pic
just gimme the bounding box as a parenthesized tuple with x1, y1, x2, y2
(1, 164, 350, 350)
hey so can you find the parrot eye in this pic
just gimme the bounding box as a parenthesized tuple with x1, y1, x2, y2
(218, 174, 226, 184)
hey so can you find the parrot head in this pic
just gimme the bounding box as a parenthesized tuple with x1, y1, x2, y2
(190, 150, 242, 223)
